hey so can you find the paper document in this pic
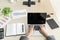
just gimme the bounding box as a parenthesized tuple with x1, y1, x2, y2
(12, 9, 27, 19)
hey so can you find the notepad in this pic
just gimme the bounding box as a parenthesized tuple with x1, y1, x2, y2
(6, 23, 25, 36)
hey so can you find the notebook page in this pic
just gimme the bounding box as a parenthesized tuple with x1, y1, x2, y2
(6, 23, 16, 36)
(16, 23, 25, 34)
(16, 23, 22, 34)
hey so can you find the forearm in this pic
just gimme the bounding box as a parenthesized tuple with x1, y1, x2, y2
(39, 27, 49, 37)
(26, 25, 34, 38)
(39, 26, 55, 40)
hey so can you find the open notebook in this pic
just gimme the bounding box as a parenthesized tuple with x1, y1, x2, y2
(6, 23, 25, 36)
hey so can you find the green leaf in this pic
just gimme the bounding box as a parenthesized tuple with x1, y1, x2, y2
(2, 7, 12, 16)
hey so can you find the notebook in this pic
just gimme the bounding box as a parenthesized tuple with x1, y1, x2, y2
(6, 23, 25, 36)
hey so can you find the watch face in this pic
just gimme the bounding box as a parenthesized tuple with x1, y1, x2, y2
(27, 13, 46, 24)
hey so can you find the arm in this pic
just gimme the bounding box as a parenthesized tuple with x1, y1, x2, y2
(20, 25, 34, 40)
(39, 25, 49, 37)
(39, 25, 56, 40)
(26, 25, 34, 38)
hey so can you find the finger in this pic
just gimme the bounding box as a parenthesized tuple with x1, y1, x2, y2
(29, 25, 34, 29)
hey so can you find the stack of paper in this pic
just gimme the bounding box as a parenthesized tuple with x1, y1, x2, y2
(12, 9, 27, 19)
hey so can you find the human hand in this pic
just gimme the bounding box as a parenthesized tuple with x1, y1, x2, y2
(39, 24, 45, 30)
(26, 25, 34, 38)
(39, 25, 49, 37)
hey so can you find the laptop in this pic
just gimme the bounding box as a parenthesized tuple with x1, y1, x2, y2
(27, 13, 46, 36)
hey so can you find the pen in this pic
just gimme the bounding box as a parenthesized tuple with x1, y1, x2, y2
(22, 24, 24, 32)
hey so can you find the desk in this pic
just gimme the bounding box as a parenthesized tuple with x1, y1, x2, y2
(0, 0, 60, 40)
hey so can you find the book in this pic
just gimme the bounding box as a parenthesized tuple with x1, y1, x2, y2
(6, 23, 25, 36)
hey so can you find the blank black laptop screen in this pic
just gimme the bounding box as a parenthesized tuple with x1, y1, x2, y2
(27, 13, 46, 24)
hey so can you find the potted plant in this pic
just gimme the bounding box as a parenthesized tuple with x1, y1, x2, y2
(2, 7, 12, 16)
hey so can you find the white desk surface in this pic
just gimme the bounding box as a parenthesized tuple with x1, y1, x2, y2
(0, 0, 60, 40)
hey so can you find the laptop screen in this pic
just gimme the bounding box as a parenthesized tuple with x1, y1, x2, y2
(27, 13, 46, 24)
